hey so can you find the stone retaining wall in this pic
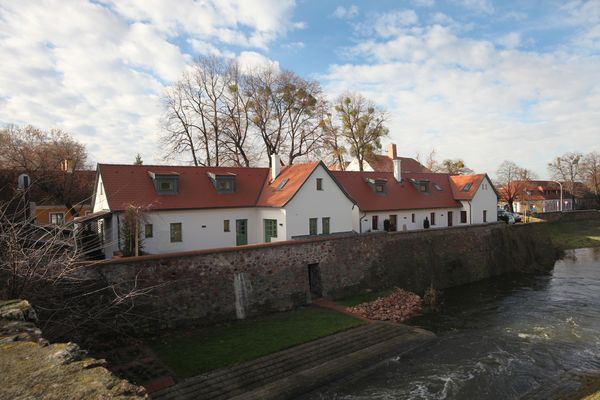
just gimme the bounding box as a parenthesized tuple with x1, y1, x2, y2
(94, 222, 557, 335)
(533, 209, 600, 222)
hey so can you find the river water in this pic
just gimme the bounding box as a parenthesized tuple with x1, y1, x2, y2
(310, 247, 600, 400)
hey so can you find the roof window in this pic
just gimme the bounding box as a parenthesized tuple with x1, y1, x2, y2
(276, 178, 289, 191)
(148, 171, 179, 194)
(208, 172, 236, 193)
(462, 182, 473, 192)
(433, 183, 443, 191)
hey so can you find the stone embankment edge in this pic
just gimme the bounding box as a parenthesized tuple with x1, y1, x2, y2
(227, 325, 435, 400)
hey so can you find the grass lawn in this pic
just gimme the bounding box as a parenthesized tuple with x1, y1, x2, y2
(336, 288, 394, 307)
(148, 306, 365, 378)
(544, 218, 600, 250)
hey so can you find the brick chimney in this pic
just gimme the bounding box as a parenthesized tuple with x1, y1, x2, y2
(387, 143, 397, 159)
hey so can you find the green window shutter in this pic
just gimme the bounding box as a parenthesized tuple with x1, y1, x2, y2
(322, 217, 330, 234)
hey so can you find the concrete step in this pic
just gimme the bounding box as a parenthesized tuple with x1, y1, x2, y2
(152, 322, 433, 400)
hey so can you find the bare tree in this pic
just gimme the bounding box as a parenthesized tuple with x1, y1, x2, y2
(496, 160, 536, 212)
(0, 125, 91, 217)
(441, 159, 473, 175)
(333, 93, 389, 171)
(279, 71, 327, 165)
(321, 113, 347, 170)
(548, 152, 583, 205)
(220, 61, 254, 167)
(0, 193, 155, 340)
(581, 151, 600, 207)
(416, 149, 442, 173)
(161, 81, 201, 166)
(246, 66, 287, 166)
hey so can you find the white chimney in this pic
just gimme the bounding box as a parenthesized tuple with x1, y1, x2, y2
(271, 154, 281, 181)
(393, 159, 402, 182)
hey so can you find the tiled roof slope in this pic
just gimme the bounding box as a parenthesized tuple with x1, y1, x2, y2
(365, 154, 431, 173)
(331, 171, 461, 211)
(97, 164, 269, 211)
(257, 162, 320, 207)
(449, 174, 487, 200)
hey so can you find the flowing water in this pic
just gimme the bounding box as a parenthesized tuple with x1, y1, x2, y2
(309, 247, 600, 400)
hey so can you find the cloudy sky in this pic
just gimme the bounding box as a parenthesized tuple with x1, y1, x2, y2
(0, 0, 598, 178)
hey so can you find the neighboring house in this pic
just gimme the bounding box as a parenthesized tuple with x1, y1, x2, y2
(501, 181, 574, 213)
(0, 168, 94, 225)
(87, 156, 355, 259)
(345, 143, 431, 173)
(333, 160, 498, 232)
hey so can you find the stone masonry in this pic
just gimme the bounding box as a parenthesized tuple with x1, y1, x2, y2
(93, 222, 557, 335)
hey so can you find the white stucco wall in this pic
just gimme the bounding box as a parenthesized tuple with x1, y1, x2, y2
(255, 207, 287, 243)
(138, 208, 260, 254)
(284, 165, 355, 238)
(469, 176, 498, 224)
(345, 158, 374, 172)
(92, 175, 109, 212)
(359, 208, 463, 232)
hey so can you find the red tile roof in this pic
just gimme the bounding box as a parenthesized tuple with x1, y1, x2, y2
(502, 180, 575, 201)
(365, 154, 431, 173)
(332, 171, 461, 211)
(257, 162, 320, 207)
(97, 164, 269, 211)
(97, 163, 327, 211)
(449, 174, 486, 200)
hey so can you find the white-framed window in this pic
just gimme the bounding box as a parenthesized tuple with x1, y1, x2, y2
(49, 212, 65, 225)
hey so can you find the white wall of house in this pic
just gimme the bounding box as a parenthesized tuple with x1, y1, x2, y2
(92, 175, 109, 212)
(345, 159, 374, 172)
(255, 207, 287, 243)
(139, 208, 259, 254)
(358, 208, 464, 232)
(469, 176, 498, 224)
(284, 165, 355, 238)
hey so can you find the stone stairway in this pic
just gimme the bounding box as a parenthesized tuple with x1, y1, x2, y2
(152, 322, 434, 400)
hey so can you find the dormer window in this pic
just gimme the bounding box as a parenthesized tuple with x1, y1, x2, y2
(365, 178, 387, 194)
(419, 183, 428, 192)
(410, 178, 429, 193)
(208, 172, 236, 193)
(149, 171, 179, 194)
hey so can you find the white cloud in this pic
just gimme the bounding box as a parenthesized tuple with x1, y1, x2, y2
(333, 5, 359, 20)
(322, 19, 600, 179)
(412, 0, 435, 7)
(237, 51, 280, 74)
(0, 0, 299, 165)
(497, 32, 521, 49)
(357, 10, 419, 38)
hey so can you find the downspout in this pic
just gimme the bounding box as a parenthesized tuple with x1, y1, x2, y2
(359, 210, 367, 233)
(116, 213, 122, 251)
(468, 201, 472, 224)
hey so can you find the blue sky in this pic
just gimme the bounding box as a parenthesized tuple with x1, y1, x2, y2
(0, 0, 599, 178)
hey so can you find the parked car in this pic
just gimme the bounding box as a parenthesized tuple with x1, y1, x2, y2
(498, 209, 515, 224)
(512, 213, 522, 223)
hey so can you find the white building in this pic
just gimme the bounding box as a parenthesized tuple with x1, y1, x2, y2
(333, 159, 498, 232)
(86, 156, 355, 259)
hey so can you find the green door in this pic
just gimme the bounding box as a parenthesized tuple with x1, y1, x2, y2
(236, 219, 248, 246)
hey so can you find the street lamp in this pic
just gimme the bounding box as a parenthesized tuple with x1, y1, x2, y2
(550, 181, 563, 212)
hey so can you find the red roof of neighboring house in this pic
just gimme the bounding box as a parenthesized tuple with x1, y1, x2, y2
(97, 162, 331, 211)
(501, 180, 575, 201)
(365, 154, 431, 173)
(331, 171, 461, 211)
(257, 162, 320, 207)
(449, 174, 487, 200)
(97, 164, 270, 211)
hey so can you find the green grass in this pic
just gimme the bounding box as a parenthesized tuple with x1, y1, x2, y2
(148, 307, 365, 378)
(336, 288, 394, 307)
(544, 218, 600, 250)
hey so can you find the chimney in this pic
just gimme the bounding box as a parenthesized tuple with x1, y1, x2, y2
(393, 159, 402, 182)
(387, 143, 397, 159)
(61, 159, 74, 173)
(271, 154, 281, 181)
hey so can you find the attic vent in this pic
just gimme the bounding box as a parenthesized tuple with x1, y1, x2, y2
(276, 178, 289, 191)
(462, 182, 473, 192)
(433, 183, 443, 191)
